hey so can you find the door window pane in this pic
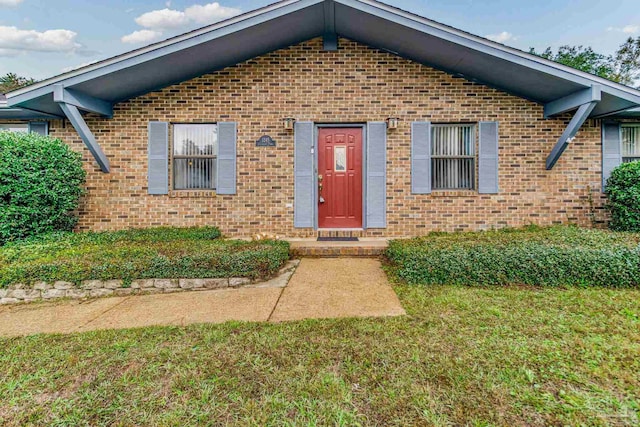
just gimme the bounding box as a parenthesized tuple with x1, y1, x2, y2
(334, 146, 346, 172)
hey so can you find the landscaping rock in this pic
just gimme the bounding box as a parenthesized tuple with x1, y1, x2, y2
(130, 279, 155, 289)
(9, 283, 27, 290)
(7, 289, 27, 299)
(154, 279, 179, 289)
(42, 289, 66, 299)
(114, 288, 133, 296)
(0, 289, 7, 298)
(33, 282, 51, 291)
(229, 278, 251, 287)
(1, 298, 19, 304)
(202, 278, 228, 289)
(54, 281, 74, 290)
(66, 289, 88, 299)
(81, 280, 105, 290)
(102, 280, 123, 289)
(179, 279, 208, 289)
(90, 289, 113, 298)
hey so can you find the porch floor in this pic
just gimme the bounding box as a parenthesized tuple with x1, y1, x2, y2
(288, 238, 389, 257)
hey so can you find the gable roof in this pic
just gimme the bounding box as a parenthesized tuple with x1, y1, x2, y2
(4, 0, 640, 118)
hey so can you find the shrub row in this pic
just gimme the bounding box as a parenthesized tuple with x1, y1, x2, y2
(0, 227, 290, 287)
(385, 226, 640, 287)
(607, 161, 640, 232)
(0, 131, 85, 244)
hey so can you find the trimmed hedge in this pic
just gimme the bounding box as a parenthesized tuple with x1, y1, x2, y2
(606, 161, 640, 231)
(0, 227, 290, 287)
(386, 226, 640, 287)
(0, 131, 86, 244)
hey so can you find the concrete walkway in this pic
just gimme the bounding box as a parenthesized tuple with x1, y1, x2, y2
(0, 258, 405, 337)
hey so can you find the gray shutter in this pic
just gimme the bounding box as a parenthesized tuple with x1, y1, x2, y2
(478, 121, 499, 194)
(411, 121, 431, 194)
(366, 122, 387, 228)
(602, 122, 622, 190)
(217, 122, 237, 195)
(28, 121, 48, 136)
(294, 121, 314, 228)
(148, 121, 169, 195)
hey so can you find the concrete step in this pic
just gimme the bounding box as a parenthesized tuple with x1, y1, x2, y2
(288, 238, 388, 258)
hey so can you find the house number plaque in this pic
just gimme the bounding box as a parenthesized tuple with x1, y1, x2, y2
(256, 135, 276, 147)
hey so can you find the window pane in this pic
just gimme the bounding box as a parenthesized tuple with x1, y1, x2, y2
(432, 125, 474, 157)
(174, 158, 217, 189)
(0, 124, 28, 133)
(622, 126, 640, 158)
(173, 124, 217, 190)
(431, 125, 475, 190)
(174, 124, 217, 156)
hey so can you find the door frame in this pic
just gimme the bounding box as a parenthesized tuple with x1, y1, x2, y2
(313, 123, 367, 230)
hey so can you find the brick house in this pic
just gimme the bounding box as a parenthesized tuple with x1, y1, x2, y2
(2, 0, 640, 237)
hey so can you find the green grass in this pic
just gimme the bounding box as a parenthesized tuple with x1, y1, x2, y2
(1, 285, 638, 426)
(0, 227, 290, 287)
(386, 225, 640, 287)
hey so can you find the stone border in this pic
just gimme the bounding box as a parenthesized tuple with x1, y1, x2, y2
(0, 260, 300, 305)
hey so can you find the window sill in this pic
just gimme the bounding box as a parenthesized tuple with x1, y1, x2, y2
(429, 190, 478, 198)
(169, 190, 217, 198)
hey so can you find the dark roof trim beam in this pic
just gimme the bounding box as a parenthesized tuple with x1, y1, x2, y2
(546, 100, 599, 170)
(53, 84, 113, 118)
(58, 102, 110, 172)
(323, 0, 337, 50)
(544, 85, 601, 118)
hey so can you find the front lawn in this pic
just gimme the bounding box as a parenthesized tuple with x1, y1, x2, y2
(1, 285, 638, 425)
(386, 225, 640, 287)
(0, 227, 290, 287)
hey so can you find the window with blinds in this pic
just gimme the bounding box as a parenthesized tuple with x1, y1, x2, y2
(173, 124, 218, 190)
(431, 124, 476, 190)
(0, 123, 28, 133)
(622, 125, 640, 163)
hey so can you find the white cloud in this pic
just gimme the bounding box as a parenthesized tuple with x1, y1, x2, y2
(135, 8, 190, 30)
(121, 29, 162, 44)
(184, 3, 242, 24)
(61, 60, 100, 73)
(124, 2, 242, 44)
(608, 25, 640, 34)
(0, 26, 81, 56)
(0, 0, 24, 6)
(486, 31, 514, 44)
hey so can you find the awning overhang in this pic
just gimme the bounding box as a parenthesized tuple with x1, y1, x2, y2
(3, 0, 640, 170)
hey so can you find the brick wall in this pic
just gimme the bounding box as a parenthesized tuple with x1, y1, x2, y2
(46, 37, 608, 237)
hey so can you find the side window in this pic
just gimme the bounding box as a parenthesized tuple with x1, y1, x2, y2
(622, 125, 640, 163)
(0, 123, 28, 133)
(431, 124, 476, 190)
(172, 124, 218, 190)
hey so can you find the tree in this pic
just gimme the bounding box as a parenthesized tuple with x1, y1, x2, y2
(530, 37, 640, 87)
(0, 72, 36, 94)
(611, 37, 640, 86)
(529, 45, 616, 81)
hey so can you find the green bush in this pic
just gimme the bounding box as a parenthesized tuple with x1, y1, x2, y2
(606, 161, 640, 231)
(0, 227, 290, 287)
(385, 226, 640, 287)
(0, 131, 86, 244)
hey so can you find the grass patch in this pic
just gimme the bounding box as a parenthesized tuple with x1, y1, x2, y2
(0, 227, 290, 287)
(0, 285, 638, 425)
(386, 225, 640, 287)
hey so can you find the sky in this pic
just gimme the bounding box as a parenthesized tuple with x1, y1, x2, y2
(2, 0, 640, 80)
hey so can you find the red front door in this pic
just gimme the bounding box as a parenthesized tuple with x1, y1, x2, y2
(318, 128, 363, 228)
